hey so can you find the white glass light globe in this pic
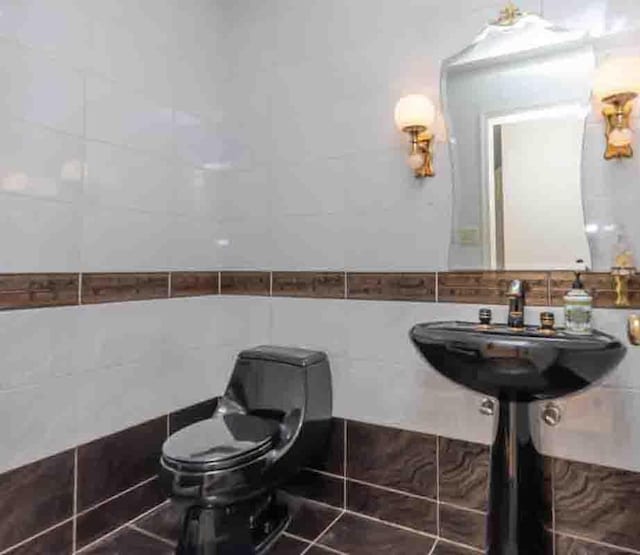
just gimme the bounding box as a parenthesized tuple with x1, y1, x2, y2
(609, 127, 633, 147)
(593, 57, 640, 100)
(407, 152, 425, 170)
(394, 95, 436, 131)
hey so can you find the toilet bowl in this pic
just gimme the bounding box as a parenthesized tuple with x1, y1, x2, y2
(160, 345, 332, 554)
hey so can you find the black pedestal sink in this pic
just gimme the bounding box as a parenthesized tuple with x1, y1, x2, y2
(410, 322, 626, 555)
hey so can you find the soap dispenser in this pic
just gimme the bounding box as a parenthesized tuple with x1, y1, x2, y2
(564, 270, 593, 335)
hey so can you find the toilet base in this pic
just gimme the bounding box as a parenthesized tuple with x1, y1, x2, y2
(176, 493, 289, 555)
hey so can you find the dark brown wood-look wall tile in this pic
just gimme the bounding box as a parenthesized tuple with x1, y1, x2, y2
(272, 272, 344, 299)
(282, 469, 344, 509)
(170, 271, 219, 298)
(317, 512, 436, 554)
(0, 450, 74, 552)
(554, 459, 640, 551)
(4, 521, 73, 555)
(550, 272, 640, 308)
(439, 438, 490, 512)
(220, 271, 270, 296)
(77, 417, 166, 510)
(347, 272, 436, 302)
(346, 421, 437, 498)
(286, 499, 342, 541)
(270, 534, 310, 554)
(169, 398, 217, 434)
(346, 480, 437, 534)
(438, 271, 549, 306)
(76, 478, 165, 549)
(81, 273, 168, 304)
(309, 417, 344, 476)
(81, 524, 172, 554)
(0, 273, 79, 310)
(439, 505, 486, 551)
(555, 534, 631, 555)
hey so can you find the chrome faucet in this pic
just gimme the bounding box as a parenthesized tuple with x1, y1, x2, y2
(507, 279, 525, 329)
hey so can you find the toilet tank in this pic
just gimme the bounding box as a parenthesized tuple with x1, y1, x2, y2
(224, 346, 332, 427)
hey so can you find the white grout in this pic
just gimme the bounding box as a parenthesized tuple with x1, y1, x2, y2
(436, 435, 441, 536)
(555, 531, 640, 555)
(128, 524, 175, 547)
(75, 475, 158, 518)
(167, 272, 172, 298)
(0, 519, 74, 555)
(72, 448, 78, 553)
(300, 510, 346, 555)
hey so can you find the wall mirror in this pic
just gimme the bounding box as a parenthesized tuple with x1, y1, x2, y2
(443, 9, 596, 270)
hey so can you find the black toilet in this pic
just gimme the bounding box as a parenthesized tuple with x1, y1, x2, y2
(160, 346, 332, 554)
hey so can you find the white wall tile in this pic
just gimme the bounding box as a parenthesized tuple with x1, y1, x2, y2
(0, 38, 83, 134)
(0, 375, 78, 474)
(215, 219, 273, 270)
(0, 193, 80, 272)
(85, 75, 173, 154)
(0, 118, 84, 202)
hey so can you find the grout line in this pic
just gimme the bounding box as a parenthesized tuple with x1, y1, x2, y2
(72, 448, 78, 553)
(554, 531, 640, 555)
(78, 272, 83, 305)
(282, 532, 313, 543)
(343, 272, 348, 299)
(438, 500, 486, 516)
(301, 510, 346, 554)
(75, 475, 158, 518)
(427, 539, 439, 555)
(129, 524, 175, 547)
(435, 537, 484, 553)
(341, 508, 439, 541)
(342, 419, 347, 509)
(435, 271, 439, 303)
(269, 271, 273, 296)
(75, 499, 166, 554)
(0, 518, 75, 555)
(167, 272, 172, 298)
(436, 435, 441, 535)
(218, 271, 222, 295)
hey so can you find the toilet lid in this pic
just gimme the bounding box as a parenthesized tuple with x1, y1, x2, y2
(162, 413, 280, 470)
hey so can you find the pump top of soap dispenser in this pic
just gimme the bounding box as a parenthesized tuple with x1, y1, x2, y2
(572, 271, 584, 290)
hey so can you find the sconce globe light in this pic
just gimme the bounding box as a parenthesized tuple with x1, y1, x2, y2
(593, 57, 640, 160)
(394, 94, 436, 178)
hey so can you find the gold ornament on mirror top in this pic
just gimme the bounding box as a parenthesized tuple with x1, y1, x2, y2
(494, 2, 524, 26)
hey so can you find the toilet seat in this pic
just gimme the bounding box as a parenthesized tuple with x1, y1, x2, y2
(162, 413, 281, 472)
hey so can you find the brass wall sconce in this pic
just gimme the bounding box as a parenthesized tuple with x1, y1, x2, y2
(629, 314, 640, 345)
(593, 57, 640, 160)
(611, 238, 636, 307)
(394, 94, 436, 178)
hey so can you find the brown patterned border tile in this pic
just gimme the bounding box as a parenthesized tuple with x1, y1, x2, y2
(0, 274, 79, 310)
(81, 273, 169, 304)
(170, 272, 219, 298)
(272, 272, 344, 299)
(438, 271, 549, 306)
(550, 271, 640, 308)
(347, 272, 436, 301)
(220, 271, 270, 296)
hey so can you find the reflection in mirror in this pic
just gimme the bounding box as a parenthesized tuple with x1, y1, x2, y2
(443, 12, 595, 270)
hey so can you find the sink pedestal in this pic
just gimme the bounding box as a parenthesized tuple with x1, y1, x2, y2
(488, 400, 548, 555)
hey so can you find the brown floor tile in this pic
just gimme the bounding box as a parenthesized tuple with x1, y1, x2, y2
(554, 459, 640, 551)
(0, 450, 74, 551)
(169, 398, 217, 434)
(76, 479, 165, 549)
(347, 272, 436, 302)
(346, 480, 437, 534)
(282, 470, 344, 508)
(134, 503, 182, 544)
(82, 526, 173, 554)
(439, 505, 486, 551)
(287, 499, 342, 541)
(556, 534, 631, 554)
(317, 513, 435, 554)
(4, 521, 73, 555)
(346, 420, 437, 498)
(81, 273, 169, 304)
(77, 417, 166, 510)
(439, 438, 489, 512)
(0, 273, 79, 309)
(272, 272, 344, 299)
(270, 534, 311, 554)
(305, 547, 339, 554)
(309, 418, 345, 476)
(170, 271, 219, 297)
(431, 540, 479, 555)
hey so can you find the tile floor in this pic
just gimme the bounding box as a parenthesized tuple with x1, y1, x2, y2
(82, 498, 477, 554)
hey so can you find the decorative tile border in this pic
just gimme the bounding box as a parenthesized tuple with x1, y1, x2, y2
(0, 270, 635, 310)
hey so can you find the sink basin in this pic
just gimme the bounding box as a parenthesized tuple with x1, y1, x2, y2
(410, 320, 626, 555)
(410, 321, 626, 401)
